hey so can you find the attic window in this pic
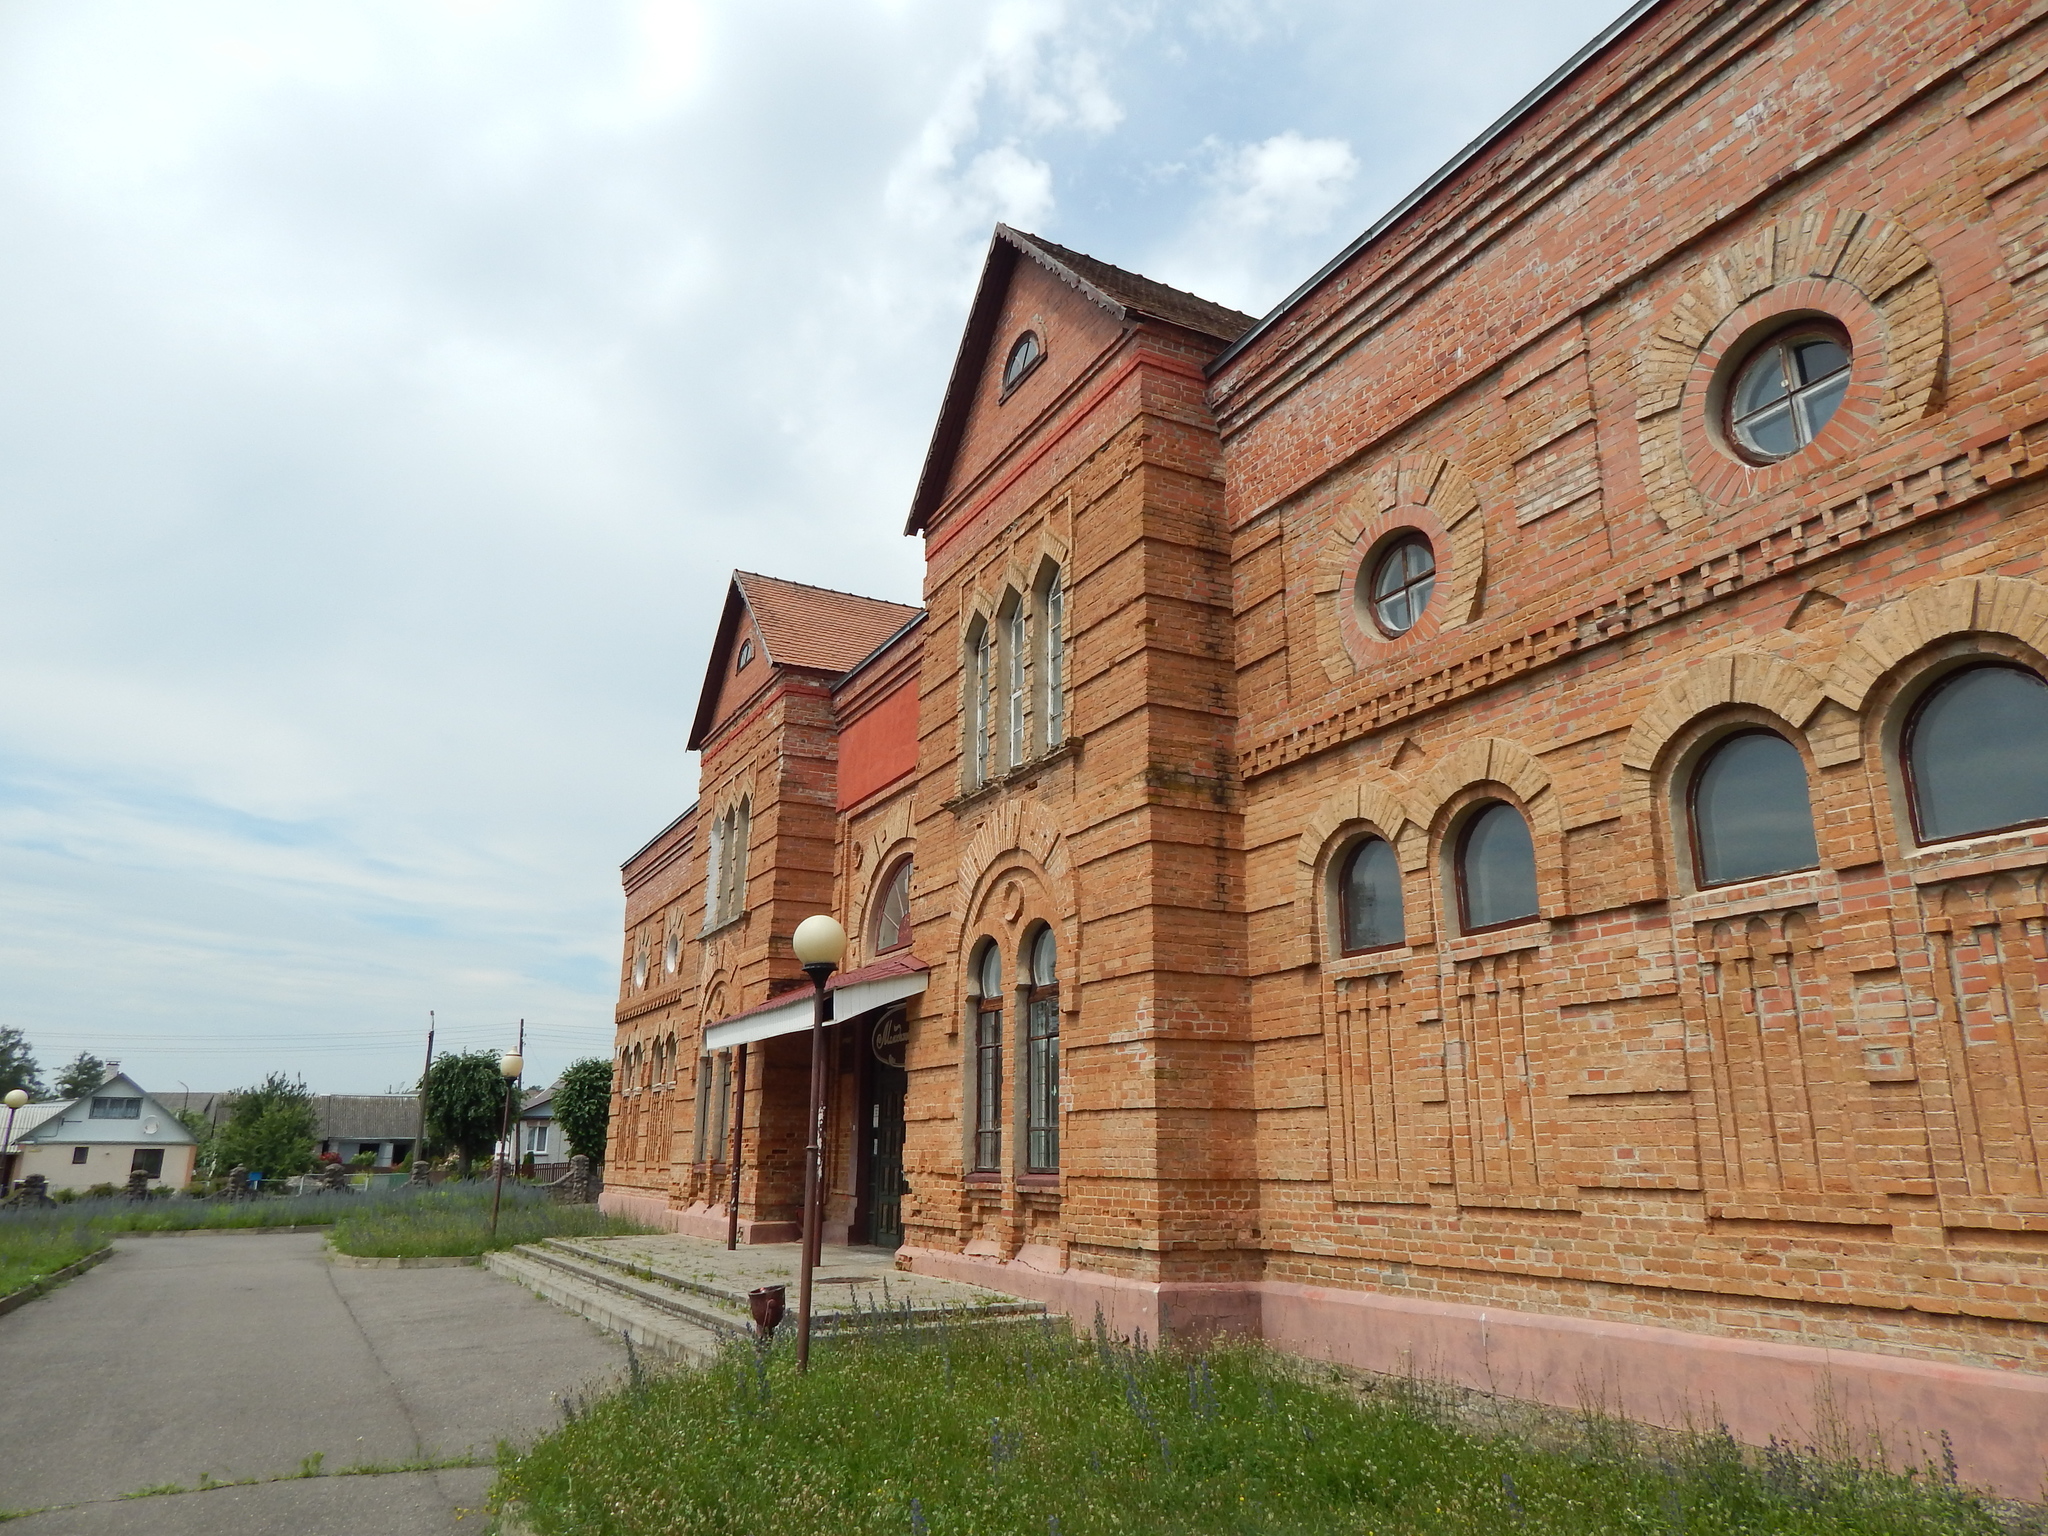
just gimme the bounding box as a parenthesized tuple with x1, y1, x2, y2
(736, 639, 754, 670)
(90, 1096, 142, 1119)
(1002, 331, 1043, 393)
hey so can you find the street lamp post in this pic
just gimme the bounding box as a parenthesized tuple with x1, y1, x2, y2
(489, 1050, 523, 1239)
(2, 1089, 27, 1196)
(791, 913, 847, 1373)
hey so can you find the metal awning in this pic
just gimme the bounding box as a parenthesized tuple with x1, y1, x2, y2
(704, 957, 929, 1052)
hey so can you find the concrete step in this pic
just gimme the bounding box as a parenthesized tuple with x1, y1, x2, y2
(542, 1238, 1052, 1333)
(516, 1240, 753, 1335)
(483, 1248, 727, 1367)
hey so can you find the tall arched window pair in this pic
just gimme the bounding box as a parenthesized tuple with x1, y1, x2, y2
(703, 798, 750, 928)
(1333, 662, 2048, 951)
(966, 571, 1065, 789)
(969, 926, 1060, 1174)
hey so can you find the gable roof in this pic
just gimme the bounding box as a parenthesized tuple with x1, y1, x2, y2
(904, 225, 1258, 535)
(17, 1073, 198, 1146)
(687, 572, 923, 750)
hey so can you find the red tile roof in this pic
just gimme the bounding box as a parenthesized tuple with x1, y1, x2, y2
(1008, 230, 1258, 344)
(733, 572, 922, 675)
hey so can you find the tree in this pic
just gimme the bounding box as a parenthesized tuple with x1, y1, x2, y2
(54, 1052, 108, 1099)
(175, 1108, 220, 1177)
(425, 1050, 512, 1177)
(0, 1028, 46, 1099)
(214, 1073, 318, 1178)
(554, 1057, 613, 1165)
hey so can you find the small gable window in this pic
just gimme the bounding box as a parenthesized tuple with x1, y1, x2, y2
(1002, 331, 1043, 393)
(736, 639, 754, 670)
(90, 1096, 142, 1120)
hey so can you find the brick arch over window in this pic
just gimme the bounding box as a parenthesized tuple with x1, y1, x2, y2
(1825, 576, 2048, 715)
(1635, 205, 1942, 531)
(1621, 651, 1827, 781)
(1313, 451, 1486, 681)
(958, 799, 1073, 921)
(1407, 737, 1564, 921)
(1290, 781, 1420, 968)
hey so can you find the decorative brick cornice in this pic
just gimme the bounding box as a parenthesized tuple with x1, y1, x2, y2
(1244, 417, 2048, 780)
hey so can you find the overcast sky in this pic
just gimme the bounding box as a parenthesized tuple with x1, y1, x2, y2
(0, 0, 1634, 1097)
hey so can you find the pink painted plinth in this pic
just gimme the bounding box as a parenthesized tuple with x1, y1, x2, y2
(898, 1246, 2048, 1501)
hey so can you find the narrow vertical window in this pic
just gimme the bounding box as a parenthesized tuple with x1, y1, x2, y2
(727, 800, 750, 921)
(1043, 572, 1065, 750)
(703, 816, 723, 929)
(1338, 836, 1404, 952)
(1025, 926, 1059, 1173)
(1005, 601, 1026, 769)
(874, 859, 913, 952)
(972, 942, 1003, 1172)
(1456, 801, 1540, 932)
(1689, 731, 1818, 886)
(692, 1055, 713, 1161)
(708, 1052, 731, 1161)
(968, 623, 992, 787)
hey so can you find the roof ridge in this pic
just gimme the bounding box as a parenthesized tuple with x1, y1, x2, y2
(1009, 229, 1258, 327)
(733, 570, 921, 612)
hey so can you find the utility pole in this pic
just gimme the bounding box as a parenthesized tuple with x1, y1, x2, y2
(414, 1013, 435, 1169)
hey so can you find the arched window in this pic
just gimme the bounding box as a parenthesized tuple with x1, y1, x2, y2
(971, 942, 1003, 1171)
(1003, 331, 1043, 391)
(1367, 534, 1436, 637)
(1004, 597, 1026, 770)
(1041, 570, 1066, 750)
(1906, 664, 2048, 842)
(1025, 926, 1059, 1173)
(966, 620, 992, 788)
(1456, 801, 1540, 932)
(704, 799, 752, 928)
(874, 859, 913, 952)
(1689, 730, 1818, 886)
(1338, 836, 1403, 953)
(664, 929, 681, 974)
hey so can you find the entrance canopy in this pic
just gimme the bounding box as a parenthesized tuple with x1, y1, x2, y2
(704, 953, 929, 1052)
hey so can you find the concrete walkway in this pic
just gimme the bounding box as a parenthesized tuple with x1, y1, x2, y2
(0, 1232, 625, 1533)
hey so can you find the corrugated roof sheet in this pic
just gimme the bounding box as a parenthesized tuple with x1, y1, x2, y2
(733, 573, 922, 675)
(2, 1103, 63, 1152)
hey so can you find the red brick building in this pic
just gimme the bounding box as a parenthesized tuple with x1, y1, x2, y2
(606, 0, 2048, 1491)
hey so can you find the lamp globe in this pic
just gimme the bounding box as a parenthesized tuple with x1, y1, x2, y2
(499, 1052, 523, 1080)
(3, 1089, 26, 1111)
(791, 914, 848, 967)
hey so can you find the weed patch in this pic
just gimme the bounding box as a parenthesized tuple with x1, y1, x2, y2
(498, 1312, 2014, 1536)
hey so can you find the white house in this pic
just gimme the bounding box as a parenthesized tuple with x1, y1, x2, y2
(6, 1073, 199, 1193)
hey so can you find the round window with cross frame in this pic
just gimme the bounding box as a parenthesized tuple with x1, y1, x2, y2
(1725, 325, 1851, 464)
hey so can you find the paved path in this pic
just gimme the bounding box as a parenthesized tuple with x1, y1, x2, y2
(0, 1232, 626, 1533)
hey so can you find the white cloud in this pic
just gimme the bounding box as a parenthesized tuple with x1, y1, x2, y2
(0, 0, 1638, 1094)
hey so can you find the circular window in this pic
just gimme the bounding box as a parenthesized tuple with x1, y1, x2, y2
(1363, 534, 1436, 636)
(632, 951, 648, 988)
(1727, 327, 1851, 462)
(663, 932, 681, 974)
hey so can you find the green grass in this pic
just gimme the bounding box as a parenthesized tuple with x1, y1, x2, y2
(327, 1185, 651, 1258)
(0, 1222, 104, 1300)
(0, 1182, 643, 1293)
(495, 1314, 2017, 1536)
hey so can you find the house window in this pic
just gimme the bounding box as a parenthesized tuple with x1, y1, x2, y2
(1338, 836, 1404, 953)
(971, 942, 1003, 1172)
(1041, 571, 1065, 750)
(1002, 330, 1043, 392)
(736, 638, 754, 669)
(1025, 926, 1059, 1174)
(967, 621, 992, 787)
(1004, 599, 1026, 770)
(527, 1124, 549, 1156)
(664, 931, 681, 974)
(1366, 534, 1435, 637)
(874, 859, 913, 953)
(130, 1148, 164, 1179)
(1905, 664, 2048, 843)
(1456, 801, 1540, 933)
(705, 799, 751, 927)
(1727, 326, 1851, 463)
(89, 1097, 141, 1120)
(1689, 730, 1818, 886)
(72, 1146, 88, 1164)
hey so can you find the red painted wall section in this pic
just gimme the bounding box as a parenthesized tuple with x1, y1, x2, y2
(836, 681, 918, 809)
